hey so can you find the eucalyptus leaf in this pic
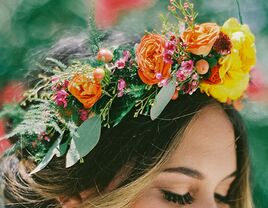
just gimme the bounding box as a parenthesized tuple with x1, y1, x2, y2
(66, 115, 102, 167)
(30, 137, 62, 174)
(150, 79, 176, 120)
(65, 138, 81, 168)
(56, 140, 69, 157)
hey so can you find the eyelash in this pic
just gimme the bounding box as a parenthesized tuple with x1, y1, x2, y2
(162, 190, 231, 205)
(162, 190, 194, 205)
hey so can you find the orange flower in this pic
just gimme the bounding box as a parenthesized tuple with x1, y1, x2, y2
(181, 23, 220, 56)
(136, 34, 171, 85)
(68, 74, 102, 109)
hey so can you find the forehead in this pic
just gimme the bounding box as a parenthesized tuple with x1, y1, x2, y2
(165, 104, 237, 180)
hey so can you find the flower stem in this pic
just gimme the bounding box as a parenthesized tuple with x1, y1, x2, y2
(235, 0, 243, 24)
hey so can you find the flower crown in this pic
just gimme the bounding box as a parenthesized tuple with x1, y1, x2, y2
(1, 0, 256, 173)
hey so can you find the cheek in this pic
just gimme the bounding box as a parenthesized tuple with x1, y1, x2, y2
(131, 188, 170, 208)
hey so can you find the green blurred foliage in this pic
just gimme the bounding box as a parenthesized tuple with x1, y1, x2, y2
(0, 0, 267, 207)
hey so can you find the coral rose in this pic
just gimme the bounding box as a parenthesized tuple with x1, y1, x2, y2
(136, 34, 171, 85)
(200, 18, 256, 103)
(181, 23, 220, 56)
(68, 74, 102, 109)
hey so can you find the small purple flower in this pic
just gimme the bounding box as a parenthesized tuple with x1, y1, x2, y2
(54, 89, 68, 108)
(123, 50, 131, 61)
(115, 58, 126, 69)
(181, 60, 194, 72)
(117, 79, 126, 97)
(79, 109, 88, 121)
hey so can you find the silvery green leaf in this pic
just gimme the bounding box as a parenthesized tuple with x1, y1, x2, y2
(66, 115, 102, 167)
(65, 138, 80, 168)
(30, 136, 62, 174)
(150, 78, 177, 120)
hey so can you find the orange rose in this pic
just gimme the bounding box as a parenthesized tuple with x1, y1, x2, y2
(136, 34, 171, 85)
(68, 74, 102, 109)
(181, 23, 220, 56)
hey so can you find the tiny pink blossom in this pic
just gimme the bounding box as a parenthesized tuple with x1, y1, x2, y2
(155, 73, 163, 80)
(184, 3, 189, 9)
(158, 79, 169, 87)
(51, 76, 60, 84)
(115, 58, 126, 69)
(165, 41, 176, 51)
(163, 50, 174, 64)
(117, 79, 126, 97)
(79, 109, 89, 121)
(176, 70, 187, 82)
(192, 73, 199, 80)
(181, 60, 194, 72)
(123, 50, 131, 61)
(54, 89, 68, 108)
(43, 136, 50, 142)
(188, 81, 199, 95)
(63, 80, 69, 88)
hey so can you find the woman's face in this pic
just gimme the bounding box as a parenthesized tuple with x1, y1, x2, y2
(133, 105, 237, 208)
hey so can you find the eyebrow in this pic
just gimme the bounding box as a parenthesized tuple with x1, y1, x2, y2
(163, 166, 237, 181)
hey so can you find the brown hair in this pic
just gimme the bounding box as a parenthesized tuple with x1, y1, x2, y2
(1, 34, 253, 208)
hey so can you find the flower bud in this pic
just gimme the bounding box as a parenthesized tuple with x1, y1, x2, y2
(96, 49, 113, 63)
(195, 59, 209, 75)
(171, 90, 179, 100)
(93, 68, 105, 81)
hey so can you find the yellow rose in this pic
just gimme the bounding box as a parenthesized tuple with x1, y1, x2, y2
(200, 18, 256, 102)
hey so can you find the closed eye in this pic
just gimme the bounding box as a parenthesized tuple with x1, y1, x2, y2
(215, 193, 231, 204)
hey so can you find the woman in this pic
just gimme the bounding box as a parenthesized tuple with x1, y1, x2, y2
(1, 1, 256, 207)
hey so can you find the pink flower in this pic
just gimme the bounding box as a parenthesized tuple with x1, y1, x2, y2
(54, 89, 69, 108)
(163, 50, 174, 64)
(192, 73, 199, 80)
(63, 80, 69, 88)
(183, 3, 189, 8)
(176, 70, 187, 82)
(176, 68, 193, 82)
(51, 76, 60, 84)
(79, 109, 89, 121)
(123, 50, 131, 61)
(180, 60, 194, 72)
(158, 79, 169, 87)
(117, 79, 126, 97)
(155, 73, 163, 80)
(115, 58, 126, 69)
(165, 41, 176, 51)
(185, 80, 199, 95)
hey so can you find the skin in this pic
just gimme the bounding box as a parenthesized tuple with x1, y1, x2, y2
(60, 104, 237, 208)
(132, 104, 237, 208)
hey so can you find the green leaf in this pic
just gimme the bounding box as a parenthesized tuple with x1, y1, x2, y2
(150, 79, 176, 120)
(30, 136, 62, 174)
(56, 140, 69, 157)
(66, 138, 81, 168)
(65, 115, 102, 168)
(111, 85, 145, 126)
(207, 57, 218, 68)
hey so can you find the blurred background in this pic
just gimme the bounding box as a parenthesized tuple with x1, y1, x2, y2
(0, 0, 267, 207)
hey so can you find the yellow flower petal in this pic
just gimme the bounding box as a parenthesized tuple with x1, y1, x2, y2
(200, 18, 256, 102)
